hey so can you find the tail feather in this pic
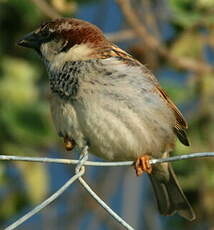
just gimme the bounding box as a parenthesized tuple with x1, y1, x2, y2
(173, 127, 190, 146)
(149, 164, 195, 220)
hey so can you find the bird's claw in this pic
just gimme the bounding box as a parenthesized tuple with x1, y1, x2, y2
(135, 155, 152, 176)
(64, 136, 75, 151)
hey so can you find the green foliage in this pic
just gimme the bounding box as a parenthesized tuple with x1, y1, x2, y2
(169, 0, 214, 27)
(8, 0, 41, 25)
(0, 57, 38, 105)
(0, 57, 54, 153)
(163, 80, 195, 104)
(0, 1, 55, 221)
(16, 162, 49, 204)
(170, 32, 203, 59)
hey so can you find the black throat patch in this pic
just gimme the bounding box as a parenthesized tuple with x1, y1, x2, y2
(48, 61, 82, 100)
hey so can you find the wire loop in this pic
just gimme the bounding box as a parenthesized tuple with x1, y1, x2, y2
(2, 151, 214, 230)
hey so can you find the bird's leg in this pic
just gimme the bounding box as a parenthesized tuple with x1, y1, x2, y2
(64, 136, 75, 151)
(134, 155, 152, 176)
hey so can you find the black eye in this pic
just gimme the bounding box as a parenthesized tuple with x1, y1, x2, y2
(40, 29, 50, 36)
(39, 29, 53, 43)
(40, 29, 51, 37)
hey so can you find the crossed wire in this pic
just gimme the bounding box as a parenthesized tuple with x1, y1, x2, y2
(1, 151, 214, 230)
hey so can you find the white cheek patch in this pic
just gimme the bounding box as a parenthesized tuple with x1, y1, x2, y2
(46, 43, 93, 70)
(40, 43, 50, 59)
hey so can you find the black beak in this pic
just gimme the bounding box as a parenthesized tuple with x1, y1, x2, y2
(17, 32, 41, 50)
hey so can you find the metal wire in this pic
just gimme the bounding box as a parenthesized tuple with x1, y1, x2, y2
(149, 152, 214, 164)
(2, 151, 214, 230)
(4, 167, 85, 230)
(0, 152, 213, 166)
(79, 177, 134, 230)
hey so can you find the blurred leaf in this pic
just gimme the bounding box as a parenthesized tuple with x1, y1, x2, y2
(170, 32, 203, 59)
(0, 192, 17, 220)
(162, 80, 195, 105)
(197, 0, 214, 9)
(7, 0, 41, 25)
(0, 57, 54, 152)
(169, 0, 214, 27)
(0, 103, 54, 148)
(15, 162, 49, 204)
(201, 74, 214, 99)
(51, 0, 77, 14)
(0, 57, 38, 105)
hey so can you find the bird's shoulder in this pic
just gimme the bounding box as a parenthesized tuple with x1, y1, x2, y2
(98, 44, 158, 83)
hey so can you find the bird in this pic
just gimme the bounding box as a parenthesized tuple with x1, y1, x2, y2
(17, 17, 196, 220)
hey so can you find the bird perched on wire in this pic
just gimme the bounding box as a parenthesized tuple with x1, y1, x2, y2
(18, 18, 195, 220)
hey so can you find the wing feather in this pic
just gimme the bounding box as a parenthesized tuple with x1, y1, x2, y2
(102, 45, 190, 146)
(155, 86, 188, 129)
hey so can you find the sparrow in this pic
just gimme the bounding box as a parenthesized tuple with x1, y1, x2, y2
(17, 18, 195, 220)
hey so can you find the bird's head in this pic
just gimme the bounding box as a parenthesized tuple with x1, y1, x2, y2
(17, 18, 111, 67)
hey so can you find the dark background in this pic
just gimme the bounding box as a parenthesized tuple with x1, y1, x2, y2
(0, 0, 214, 229)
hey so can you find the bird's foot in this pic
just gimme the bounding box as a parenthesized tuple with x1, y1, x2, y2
(64, 136, 75, 151)
(134, 155, 152, 176)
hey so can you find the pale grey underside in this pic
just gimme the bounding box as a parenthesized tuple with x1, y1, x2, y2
(49, 57, 176, 161)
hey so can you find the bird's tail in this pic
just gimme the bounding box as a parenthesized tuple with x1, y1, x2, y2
(149, 164, 196, 221)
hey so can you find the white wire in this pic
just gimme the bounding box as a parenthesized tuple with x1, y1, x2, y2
(76, 147, 135, 230)
(0, 152, 213, 166)
(2, 151, 214, 230)
(4, 146, 134, 230)
(149, 152, 214, 164)
(4, 167, 85, 230)
(0, 155, 133, 166)
(79, 177, 134, 230)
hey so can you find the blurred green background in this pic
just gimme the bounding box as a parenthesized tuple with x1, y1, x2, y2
(0, 0, 214, 229)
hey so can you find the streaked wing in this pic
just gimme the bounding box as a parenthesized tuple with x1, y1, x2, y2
(103, 45, 190, 146)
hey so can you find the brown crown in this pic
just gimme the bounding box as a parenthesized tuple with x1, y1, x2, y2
(39, 18, 110, 49)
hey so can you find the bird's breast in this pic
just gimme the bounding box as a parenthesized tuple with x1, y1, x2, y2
(48, 58, 176, 161)
(47, 61, 84, 99)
